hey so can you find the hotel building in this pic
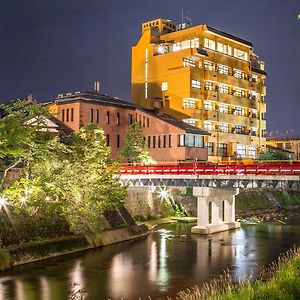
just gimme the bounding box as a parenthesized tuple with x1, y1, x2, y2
(132, 18, 267, 161)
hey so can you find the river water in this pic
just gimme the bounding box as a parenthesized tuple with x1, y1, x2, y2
(1, 217, 300, 300)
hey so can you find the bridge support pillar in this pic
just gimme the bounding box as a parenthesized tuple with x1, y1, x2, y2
(191, 187, 240, 235)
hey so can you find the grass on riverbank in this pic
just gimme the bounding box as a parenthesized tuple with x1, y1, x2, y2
(175, 246, 300, 300)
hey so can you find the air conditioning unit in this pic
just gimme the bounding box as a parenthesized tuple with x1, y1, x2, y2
(57, 94, 63, 98)
(75, 91, 81, 94)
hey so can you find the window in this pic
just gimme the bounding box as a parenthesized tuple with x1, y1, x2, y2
(153, 136, 156, 148)
(66, 109, 69, 122)
(96, 109, 99, 123)
(218, 84, 229, 94)
(251, 74, 258, 82)
(217, 123, 229, 133)
(163, 135, 167, 148)
(139, 115, 142, 125)
(248, 146, 256, 159)
(233, 48, 248, 61)
(205, 81, 213, 91)
(217, 42, 232, 55)
(249, 91, 258, 101)
(204, 100, 214, 111)
(183, 119, 197, 126)
(232, 106, 245, 116)
(217, 143, 227, 157)
(106, 134, 110, 146)
(194, 135, 203, 147)
(162, 81, 168, 91)
(143, 116, 145, 127)
(62, 109, 65, 122)
(204, 121, 214, 131)
(261, 95, 266, 103)
(191, 80, 201, 89)
(169, 135, 172, 147)
(237, 144, 246, 158)
(233, 88, 246, 98)
(217, 64, 229, 75)
(116, 135, 120, 148)
(148, 136, 151, 148)
(204, 38, 215, 50)
(204, 60, 214, 71)
(277, 143, 283, 149)
(233, 68, 246, 79)
(117, 112, 120, 125)
(250, 127, 258, 136)
(250, 109, 258, 118)
(147, 118, 149, 127)
(183, 58, 196, 67)
(71, 108, 74, 121)
(90, 109, 94, 122)
(218, 103, 229, 114)
(285, 143, 292, 149)
(128, 114, 133, 125)
(181, 134, 204, 148)
(179, 134, 185, 147)
(205, 142, 213, 155)
(183, 98, 197, 109)
(106, 111, 110, 124)
(232, 125, 243, 134)
(158, 136, 161, 148)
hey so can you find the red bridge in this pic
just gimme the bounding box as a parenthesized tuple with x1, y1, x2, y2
(121, 162, 300, 176)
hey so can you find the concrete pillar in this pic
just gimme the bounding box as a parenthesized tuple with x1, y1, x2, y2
(191, 187, 240, 235)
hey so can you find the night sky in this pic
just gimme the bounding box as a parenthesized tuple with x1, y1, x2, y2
(1, 0, 299, 132)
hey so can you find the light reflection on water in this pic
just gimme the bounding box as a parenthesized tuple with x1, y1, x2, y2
(0, 222, 300, 300)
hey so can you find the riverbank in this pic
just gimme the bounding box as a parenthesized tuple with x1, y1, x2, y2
(0, 223, 149, 272)
(175, 246, 300, 300)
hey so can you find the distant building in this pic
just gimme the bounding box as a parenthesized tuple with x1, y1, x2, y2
(46, 91, 209, 163)
(131, 18, 267, 161)
(267, 132, 300, 160)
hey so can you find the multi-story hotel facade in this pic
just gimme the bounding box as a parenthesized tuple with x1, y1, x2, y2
(47, 91, 209, 163)
(132, 18, 267, 161)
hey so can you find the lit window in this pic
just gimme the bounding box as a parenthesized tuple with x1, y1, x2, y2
(204, 100, 214, 110)
(205, 81, 214, 91)
(205, 142, 213, 155)
(218, 103, 229, 114)
(204, 121, 214, 131)
(218, 84, 229, 94)
(217, 123, 229, 133)
(106, 111, 110, 124)
(233, 88, 246, 98)
(248, 146, 256, 158)
(191, 80, 201, 89)
(183, 58, 196, 67)
(237, 144, 247, 158)
(183, 118, 197, 126)
(232, 125, 244, 134)
(233, 48, 248, 61)
(204, 38, 215, 50)
(233, 69, 246, 79)
(217, 143, 227, 157)
(232, 106, 245, 116)
(204, 60, 214, 71)
(162, 81, 168, 91)
(249, 91, 258, 101)
(183, 98, 197, 109)
(217, 64, 229, 75)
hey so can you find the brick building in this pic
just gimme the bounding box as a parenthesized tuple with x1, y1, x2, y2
(46, 92, 209, 163)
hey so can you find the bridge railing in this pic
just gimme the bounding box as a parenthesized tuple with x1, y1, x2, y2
(120, 162, 300, 176)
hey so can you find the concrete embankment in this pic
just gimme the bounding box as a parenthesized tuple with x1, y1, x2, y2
(0, 224, 149, 272)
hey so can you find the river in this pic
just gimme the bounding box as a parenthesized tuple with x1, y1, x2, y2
(1, 216, 300, 300)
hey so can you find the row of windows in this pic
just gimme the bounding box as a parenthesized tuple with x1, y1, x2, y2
(62, 108, 74, 122)
(204, 38, 248, 61)
(147, 135, 172, 148)
(203, 100, 259, 118)
(204, 81, 262, 101)
(205, 142, 257, 158)
(204, 121, 259, 135)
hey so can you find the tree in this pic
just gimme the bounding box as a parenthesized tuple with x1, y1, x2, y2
(120, 123, 155, 165)
(259, 149, 290, 161)
(4, 124, 127, 235)
(0, 97, 51, 190)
